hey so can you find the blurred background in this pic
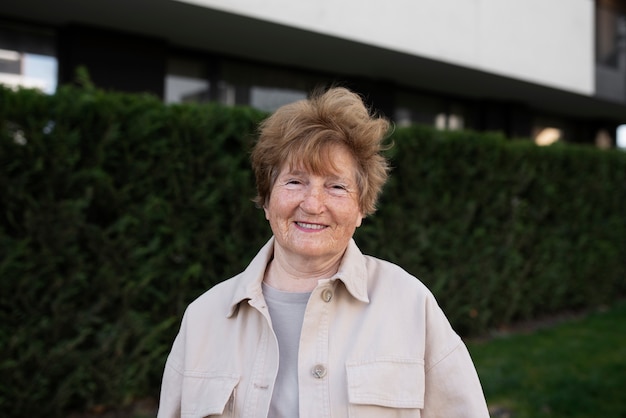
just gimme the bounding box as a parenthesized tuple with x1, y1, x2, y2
(1, 1, 625, 417)
(1, 0, 626, 147)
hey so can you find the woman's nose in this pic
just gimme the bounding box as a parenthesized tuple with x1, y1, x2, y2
(300, 185, 325, 214)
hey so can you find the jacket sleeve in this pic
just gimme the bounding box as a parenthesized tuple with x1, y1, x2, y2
(157, 319, 186, 418)
(422, 297, 490, 418)
(422, 341, 490, 417)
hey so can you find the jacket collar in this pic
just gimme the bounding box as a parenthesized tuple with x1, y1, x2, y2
(334, 238, 370, 303)
(227, 237, 369, 317)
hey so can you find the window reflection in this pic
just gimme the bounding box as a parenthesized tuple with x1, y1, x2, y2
(165, 55, 211, 104)
(250, 86, 307, 112)
(166, 54, 310, 111)
(395, 90, 465, 130)
(617, 125, 626, 149)
(23, 53, 57, 93)
(165, 74, 210, 104)
(596, 1, 626, 68)
(0, 23, 57, 94)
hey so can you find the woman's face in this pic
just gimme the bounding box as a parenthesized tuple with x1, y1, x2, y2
(264, 145, 364, 265)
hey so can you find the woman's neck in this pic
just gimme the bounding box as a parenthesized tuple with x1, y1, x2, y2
(263, 245, 343, 292)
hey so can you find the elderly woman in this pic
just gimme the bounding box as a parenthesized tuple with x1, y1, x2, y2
(158, 87, 489, 417)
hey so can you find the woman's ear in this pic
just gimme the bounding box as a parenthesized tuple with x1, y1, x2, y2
(355, 212, 364, 228)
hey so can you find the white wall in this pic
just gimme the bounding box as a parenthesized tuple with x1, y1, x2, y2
(174, 0, 594, 95)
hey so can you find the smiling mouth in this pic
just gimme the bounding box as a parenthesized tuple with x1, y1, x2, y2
(295, 221, 326, 230)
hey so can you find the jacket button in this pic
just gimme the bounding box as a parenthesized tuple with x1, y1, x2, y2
(321, 289, 333, 302)
(312, 364, 327, 379)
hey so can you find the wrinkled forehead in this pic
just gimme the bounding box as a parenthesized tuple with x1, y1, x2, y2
(280, 142, 353, 178)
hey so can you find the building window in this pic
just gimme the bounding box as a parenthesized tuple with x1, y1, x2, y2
(435, 104, 465, 131)
(165, 54, 311, 110)
(596, 0, 626, 68)
(165, 55, 211, 104)
(220, 59, 311, 111)
(617, 124, 626, 149)
(250, 86, 307, 112)
(165, 74, 210, 104)
(394, 91, 446, 128)
(0, 23, 57, 94)
(395, 90, 466, 130)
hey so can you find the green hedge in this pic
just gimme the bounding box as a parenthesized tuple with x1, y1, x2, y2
(1, 85, 625, 416)
(0, 84, 269, 416)
(360, 127, 626, 336)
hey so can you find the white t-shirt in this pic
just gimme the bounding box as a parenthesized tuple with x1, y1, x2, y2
(262, 283, 311, 418)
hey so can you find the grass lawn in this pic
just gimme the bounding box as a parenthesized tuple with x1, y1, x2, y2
(467, 300, 626, 418)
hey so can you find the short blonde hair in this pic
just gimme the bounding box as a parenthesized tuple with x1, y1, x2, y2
(251, 87, 391, 216)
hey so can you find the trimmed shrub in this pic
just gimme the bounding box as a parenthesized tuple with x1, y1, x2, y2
(0, 84, 269, 416)
(357, 126, 626, 335)
(1, 85, 625, 416)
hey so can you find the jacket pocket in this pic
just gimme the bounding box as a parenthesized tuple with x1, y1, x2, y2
(181, 373, 239, 418)
(346, 358, 424, 417)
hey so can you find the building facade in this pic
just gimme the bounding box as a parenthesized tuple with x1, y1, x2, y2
(1, 0, 625, 146)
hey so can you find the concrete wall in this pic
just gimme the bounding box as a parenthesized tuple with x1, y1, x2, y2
(174, 0, 594, 95)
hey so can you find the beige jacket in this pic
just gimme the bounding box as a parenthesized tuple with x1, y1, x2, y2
(158, 238, 490, 418)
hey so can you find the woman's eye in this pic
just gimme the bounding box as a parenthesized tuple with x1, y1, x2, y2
(285, 179, 303, 187)
(329, 184, 349, 194)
